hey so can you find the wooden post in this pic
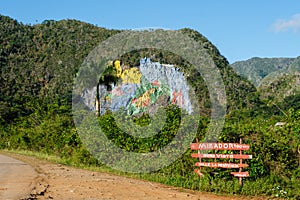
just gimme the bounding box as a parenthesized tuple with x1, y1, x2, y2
(196, 138, 202, 172)
(239, 138, 243, 186)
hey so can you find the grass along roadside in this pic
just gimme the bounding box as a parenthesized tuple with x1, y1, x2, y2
(0, 149, 278, 200)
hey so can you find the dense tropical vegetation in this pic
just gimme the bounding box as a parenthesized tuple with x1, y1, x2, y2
(0, 15, 299, 199)
(231, 57, 298, 87)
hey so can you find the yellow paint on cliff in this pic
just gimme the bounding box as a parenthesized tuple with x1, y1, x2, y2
(132, 88, 156, 108)
(121, 67, 142, 84)
(114, 60, 122, 78)
(113, 60, 142, 84)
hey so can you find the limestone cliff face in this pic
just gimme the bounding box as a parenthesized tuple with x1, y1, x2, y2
(139, 58, 192, 114)
(82, 58, 193, 115)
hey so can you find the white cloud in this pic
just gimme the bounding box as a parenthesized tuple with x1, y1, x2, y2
(272, 13, 300, 32)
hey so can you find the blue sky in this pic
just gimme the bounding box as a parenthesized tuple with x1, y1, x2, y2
(1, 0, 300, 63)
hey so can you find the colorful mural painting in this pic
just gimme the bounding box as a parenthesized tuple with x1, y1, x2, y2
(113, 60, 142, 84)
(127, 79, 170, 115)
(82, 58, 193, 116)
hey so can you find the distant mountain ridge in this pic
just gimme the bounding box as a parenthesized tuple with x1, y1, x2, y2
(231, 57, 296, 87)
(231, 56, 300, 103)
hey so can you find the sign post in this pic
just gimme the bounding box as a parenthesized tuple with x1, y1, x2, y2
(190, 139, 252, 186)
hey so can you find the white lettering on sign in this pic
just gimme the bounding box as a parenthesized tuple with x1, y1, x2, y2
(231, 172, 249, 177)
(191, 143, 250, 150)
(191, 153, 253, 159)
(195, 162, 248, 168)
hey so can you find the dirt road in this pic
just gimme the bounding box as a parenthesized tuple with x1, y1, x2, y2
(0, 152, 265, 200)
(0, 154, 37, 200)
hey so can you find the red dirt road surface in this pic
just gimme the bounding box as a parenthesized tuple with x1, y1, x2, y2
(0, 152, 266, 200)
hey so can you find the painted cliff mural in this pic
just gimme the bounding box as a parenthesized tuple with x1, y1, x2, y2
(82, 58, 193, 116)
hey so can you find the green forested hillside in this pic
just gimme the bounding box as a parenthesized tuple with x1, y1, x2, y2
(231, 57, 295, 87)
(0, 15, 259, 125)
(259, 70, 300, 103)
(0, 15, 299, 198)
(231, 56, 300, 107)
(0, 15, 119, 124)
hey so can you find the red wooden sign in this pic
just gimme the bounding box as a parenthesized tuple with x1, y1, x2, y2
(195, 162, 248, 168)
(191, 153, 252, 159)
(231, 172, 249, 177)
(190, 139, 252, 186)
(190, 143, 250, 150)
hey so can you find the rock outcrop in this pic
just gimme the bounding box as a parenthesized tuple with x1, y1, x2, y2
(82, 58, 193, 115)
